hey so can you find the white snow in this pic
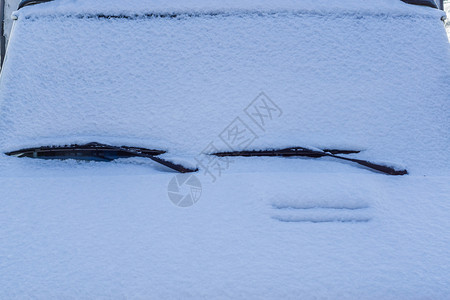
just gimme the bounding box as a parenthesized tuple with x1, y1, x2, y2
(0, 1, 449, 298)
(13, 0, 446, 18)
(0, 159, 449, 299)
(1, 9, 449, 175)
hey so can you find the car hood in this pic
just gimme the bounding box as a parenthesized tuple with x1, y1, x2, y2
(0, 159, 449, 298)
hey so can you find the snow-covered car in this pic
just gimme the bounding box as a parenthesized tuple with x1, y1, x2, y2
(0, 0, 449, 298)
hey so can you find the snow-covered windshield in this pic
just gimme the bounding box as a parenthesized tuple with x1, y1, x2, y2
(0, 4, 449, 175)
(0, 2, 449, 298)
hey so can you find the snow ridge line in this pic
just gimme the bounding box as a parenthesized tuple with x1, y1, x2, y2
(17, 9, 444, 21)
(271, 206, 372, 223)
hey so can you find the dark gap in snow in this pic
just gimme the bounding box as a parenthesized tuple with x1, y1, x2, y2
(401, 0, 439, 9)
(21, 10, 440, 22)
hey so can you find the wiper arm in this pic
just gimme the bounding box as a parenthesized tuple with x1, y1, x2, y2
(94, 143, 198, 173)
(213, 147, 408, 176)
(6, 142, 198, 173)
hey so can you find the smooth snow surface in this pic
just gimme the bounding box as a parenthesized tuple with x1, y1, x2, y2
(0, 159, 450, 299)
(0, 1, 449, 299)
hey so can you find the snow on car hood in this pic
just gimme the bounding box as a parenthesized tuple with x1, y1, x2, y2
(0, 160, 449, 298)
(0, 5, 449, 176)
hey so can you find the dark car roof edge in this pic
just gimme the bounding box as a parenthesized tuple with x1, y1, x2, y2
(18, 0, 442, 11)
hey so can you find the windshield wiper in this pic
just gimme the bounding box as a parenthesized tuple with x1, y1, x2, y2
(213, 147, 408, 176)
(6, 142, 198, 173)
(6, 143, 407, 175)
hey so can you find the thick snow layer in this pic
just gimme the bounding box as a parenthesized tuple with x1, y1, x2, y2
(0, 158, 449, 299)
(1, 12, 449, 175)
(14, 0, 446, 18)
(0, 5, 449, 298)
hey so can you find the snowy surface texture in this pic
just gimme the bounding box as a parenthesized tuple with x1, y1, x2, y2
(12, 0, 447, 18)
(0, 160, 449, 299)
(0, 2, 449, 299)
(1, 8, 449, 175)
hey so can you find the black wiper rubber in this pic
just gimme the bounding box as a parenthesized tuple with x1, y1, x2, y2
(18, 0, 54, 10)
(6, 142, 198, 173)
(94, 143, 198, 174)
(6, 143, 165, 158)
(322, 149, 361, 155)
(213, 147, 408, 176)
(400, 0, 439, 9)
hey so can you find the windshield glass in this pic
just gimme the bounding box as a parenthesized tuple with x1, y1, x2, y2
(1, 9, 448, 174)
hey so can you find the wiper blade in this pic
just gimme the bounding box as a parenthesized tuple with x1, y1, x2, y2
(96, 143, 198, 173)
(213, 147, 408, 176)
(6, 142, 165, 159)
(213, 148, 361, 158)
(6, 142, 198, 173)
